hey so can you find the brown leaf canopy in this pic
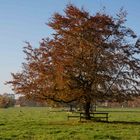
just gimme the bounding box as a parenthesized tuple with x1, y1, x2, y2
(6, 4, 140, 104)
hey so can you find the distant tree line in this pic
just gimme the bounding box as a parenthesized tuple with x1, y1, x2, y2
(16, 96, 47, 107)
(0, 94, 15, 108)
(0, 94, 47, 108)
(1, 93, 140, 108)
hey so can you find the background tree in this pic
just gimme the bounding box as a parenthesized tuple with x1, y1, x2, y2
(16, 96, 47, 107)
(0, 94, 15, 108)
(7, 5, 140, 119)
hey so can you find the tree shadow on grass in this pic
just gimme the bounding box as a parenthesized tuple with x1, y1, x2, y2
(0, 123, 5, 126)
(94, 134, 122, 140)
(98, 110, 140, 113)
(107, 121, 140, 125)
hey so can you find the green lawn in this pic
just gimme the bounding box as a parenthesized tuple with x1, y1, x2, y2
(0, 107, 140, 140)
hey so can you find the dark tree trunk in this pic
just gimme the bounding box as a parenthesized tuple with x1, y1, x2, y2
(93, 103, 96, 112)
(69, 104, 73, 112)
(84, 101, 91, 120)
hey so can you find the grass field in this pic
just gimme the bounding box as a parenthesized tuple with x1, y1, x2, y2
(0, 107, 140, 140)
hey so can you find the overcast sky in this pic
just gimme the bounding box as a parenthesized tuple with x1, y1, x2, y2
(0, 0, 140, 94)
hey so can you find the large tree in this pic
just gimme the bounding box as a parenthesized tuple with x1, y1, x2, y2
(7, 5, 140, 119)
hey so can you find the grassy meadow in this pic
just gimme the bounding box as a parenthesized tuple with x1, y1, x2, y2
(0, 107, 140, 140)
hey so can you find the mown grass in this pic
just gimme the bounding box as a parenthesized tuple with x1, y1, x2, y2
(0, 107, 140, 140)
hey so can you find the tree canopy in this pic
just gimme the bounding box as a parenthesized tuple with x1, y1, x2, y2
(7, 4, 140, 119)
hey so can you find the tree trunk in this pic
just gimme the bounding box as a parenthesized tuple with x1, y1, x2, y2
(84, 101, 91, 120)
(69, 104, 73, 112)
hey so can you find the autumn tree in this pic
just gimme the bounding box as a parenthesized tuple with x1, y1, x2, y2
(7, 5, 140, 119)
